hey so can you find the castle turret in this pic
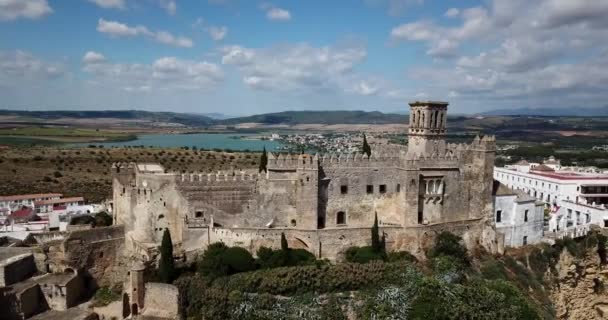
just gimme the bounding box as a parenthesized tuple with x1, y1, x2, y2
(129, 261, 146, 315)
(407, 101, 448, 156)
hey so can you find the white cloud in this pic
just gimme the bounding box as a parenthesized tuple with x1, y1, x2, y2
(0, 0, 52, 21)
(390, 0, 608, 110)
(82, 51, 106, 64)
(155, 31, 193, 48)
(159, 0, 176, 15)
(206, 26, 228, 41)
(351, 81, 379, 96)
(0, 50, 64, 84)
(97, 18, 193, 48)
(220, 43, 377, 95)
(266, 7, 291, 21)
(83, 54, 223, 92)
(88, 0, 126, 9)
(444, 8, 459, 18)
(97, 18, 146, 37)
(365, 0, 424, 16)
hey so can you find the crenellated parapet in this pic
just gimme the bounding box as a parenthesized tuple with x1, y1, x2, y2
(404, 148, 460, 168)
(467, 135, 496, 151)
(175, 171, 261, 185)
(319, 151, 401, 168)
(267, 153, 318, 170)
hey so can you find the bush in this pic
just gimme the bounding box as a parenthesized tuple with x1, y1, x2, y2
(53, 171, 63, 178)
(94, 211, 113, 227)
(222, 261, 407, 295)
(198, 242, 229, 278)
(91, 285, 121, 307)
(345, 246, 384, 264)
(428, 232, 468, 261)
(256, 246, 316, 269)
(386, 251, 417, 263)
(223, 247, 256, 274)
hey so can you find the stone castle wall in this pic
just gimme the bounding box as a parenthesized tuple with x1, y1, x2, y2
(112, 101, 499, 263)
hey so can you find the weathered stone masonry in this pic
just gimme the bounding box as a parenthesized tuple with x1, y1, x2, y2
(113, 101, 501, 261)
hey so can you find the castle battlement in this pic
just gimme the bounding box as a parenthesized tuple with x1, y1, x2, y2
(175, 171, 260, 184)
(318, 152, 401, 168)
(267, 153, 318, 170)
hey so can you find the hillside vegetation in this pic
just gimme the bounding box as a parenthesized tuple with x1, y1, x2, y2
(0, 146, 259, 203)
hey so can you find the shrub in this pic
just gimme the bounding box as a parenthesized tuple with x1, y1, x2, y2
(345, 246, 384, 264)
(94, 211, 112, 227)
(91, 285, 121, 307)
(198, 242, 229, 278)
(223, 247, 256, 274)
(428, 232, 468, 261)
(386, 251, 417, 263)
(53, 171, 63, 178)
(223, 261, 406, 295)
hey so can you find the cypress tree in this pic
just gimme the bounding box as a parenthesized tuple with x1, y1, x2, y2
(159, 228, 175, 283)
(362, 134, 371, 157)
(281, 232, 289, 252)
(371, 212, 381, 253)
(259, 146, 268, 173)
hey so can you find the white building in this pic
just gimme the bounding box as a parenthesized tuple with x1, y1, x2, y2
(35, 197, 85, 214)
(0, 193, 63, 211)
(494, 158, 608, 239)
(493, 181, 545, 247)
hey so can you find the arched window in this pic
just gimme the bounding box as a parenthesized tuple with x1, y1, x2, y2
(434, 111, 439, 128)
(430, 111, 435, 128)
(416, 110, 421, 127)
(336, 211, 346, 225)
(439, 112, 444, 129)
(421, 112, 425, 127)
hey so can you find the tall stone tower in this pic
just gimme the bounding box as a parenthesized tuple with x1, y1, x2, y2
(129, 261, 146, 315)
(407, 101, 448, 156)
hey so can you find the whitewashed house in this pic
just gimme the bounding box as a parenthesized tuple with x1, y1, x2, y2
(493, 181, 545, 247)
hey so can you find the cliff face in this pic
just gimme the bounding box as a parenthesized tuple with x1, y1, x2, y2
(551, 249, 608, 319)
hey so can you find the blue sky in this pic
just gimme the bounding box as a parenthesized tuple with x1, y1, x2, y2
(1, 0, 607, 115)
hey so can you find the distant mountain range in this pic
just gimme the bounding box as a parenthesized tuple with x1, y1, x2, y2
(220, 110, 408, 125)
(482, 107, 608, 116)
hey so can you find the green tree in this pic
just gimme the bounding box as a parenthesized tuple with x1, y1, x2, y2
(371, 212, 381, 253)
(362, 133, 371, 157)
(159, 228, 175, 283)
(259, 146, 268, 173)
(198, 242, 229, 278)
(94, 211, 112, 227)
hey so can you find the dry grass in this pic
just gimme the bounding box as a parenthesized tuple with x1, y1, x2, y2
(0, 146, 260, 203)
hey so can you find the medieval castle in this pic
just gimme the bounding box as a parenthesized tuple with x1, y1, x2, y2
(112, 101, 501, 261)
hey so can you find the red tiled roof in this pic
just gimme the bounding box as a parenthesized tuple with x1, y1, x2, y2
(10, 207, 34, 218)
(0, 193, 63, 202)
(532, 172, 608, 181)
(34, 197, 84, 206)
(531, 164, 555, 172)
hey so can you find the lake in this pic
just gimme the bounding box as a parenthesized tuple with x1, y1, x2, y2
(72, 133, 285, 151)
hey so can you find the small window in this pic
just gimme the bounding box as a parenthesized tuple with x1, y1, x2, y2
(336, 211, 346, 225)
(396, 184, 401, 192)
(379, 185, 387, 194)
(496, 210, 502, 223)
(367, 185, 374, 194)
(195, 211, 203, 218)
(340, 185, 348, 194)
(524, 210, 529, 222)
(291, 219, 296, 227)
(418, 211, 423, 224)
(523, 236, 528, 245)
